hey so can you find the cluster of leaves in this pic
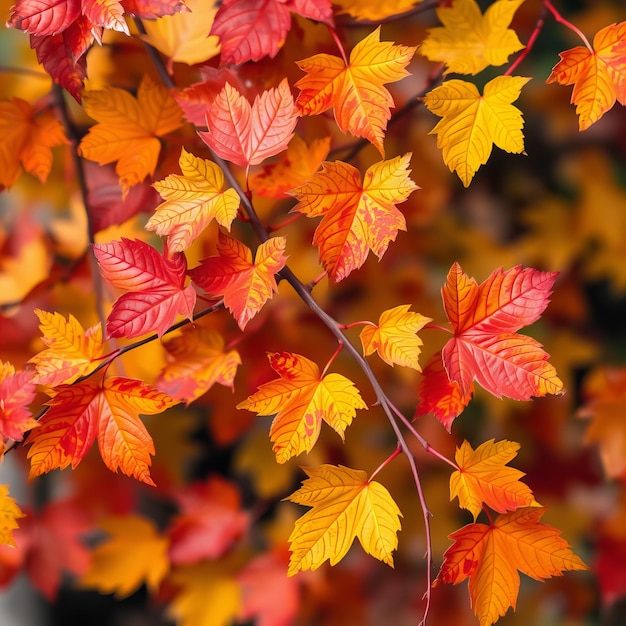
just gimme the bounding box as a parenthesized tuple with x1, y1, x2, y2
(1, 0, 625, 624)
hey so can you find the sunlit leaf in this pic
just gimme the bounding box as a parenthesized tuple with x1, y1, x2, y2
(0, 485, 24, 547)
(0, 361, 38, 443)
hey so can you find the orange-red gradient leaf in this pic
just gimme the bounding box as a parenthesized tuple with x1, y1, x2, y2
(441, 263, 563, 400)
(295, 27, 416, 156)
(435, 507, 587, 626)
(291, 155, 417, 282)
(0, 485, 24, 547)
(0, 361, 38, 442)
(451, 439, 539, 520)
(237, 352, 366, 463)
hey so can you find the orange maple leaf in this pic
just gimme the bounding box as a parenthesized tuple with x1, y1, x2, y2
(29, 310, 104, 387)
(547, 22, 626, 131)
(0, 360, 38, 443)
(0, 485, 24, 548)
(0, 98, 66, 189)
(291, 154, 418, 282)
(450, 439, 539, 520)
(295, 27, 416, 156)
(156, 325, 241, 404)
(27, 376, 178, 486)
(237, 352, 367, 463)
(435, 507, 587, 626)
(441, 263, 564, 400)
(147, 148, 241, 253)
(188, 231, 287, 330)
(79, 75, 184, 196)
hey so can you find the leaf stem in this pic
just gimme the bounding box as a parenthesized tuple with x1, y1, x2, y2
(369, 443, 402, 481)
(543, 0, 593, 51)
(321, 342, 344, 377)
(505, 7, 547, 76)
(328, 26, 349, 65)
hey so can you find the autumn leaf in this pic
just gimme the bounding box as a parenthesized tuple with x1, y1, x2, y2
(80, 515, 169, 597)
(156, 325, 241, 405)
(547, 22, 626, 130)
(29, 310, 104, 387)
(360, 304, 431, 370)
(93, 238, 197, 338)
(419, 0, 525, 75)
(0, 98, 66, 189)
(188, 231, 287, 330)
(249, 134, 331, 199)
(79, 75, 184, 195)
(423, 76, 531, 187)
(27, 376, 178, 485)
(435, 507, 587, 626)
(295, 27, 416, 156)
(0, 360, 38, 443)
(291, 155, 418, 282)
(451, 439, 539, 521)
(332, 0, 421, 21)
(414, 352, 474, 431)
(440, 263, 563, 401)
(237, 353, 366, 464)
(200, 79, 298, 170)
(0, 485, 24, 547)
(147, 148, 241, 253)
(286, 464, 402, 574)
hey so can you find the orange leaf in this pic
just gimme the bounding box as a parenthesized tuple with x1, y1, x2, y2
(360, 304, 431, 370)
(188, 231, 287, 330)
(451, 439, 539, 520)
(435, 507, 587, 626)
(295, 27, 416, 156)
(200, 79, 298, 169)
(441, 263, 564, 400)
(147, 148, 241, 253)
(79, 75, 184, 196)
(547, 22, 626, 130)
(291, 154, 418, 282)
(0, 98, 66, 189)
(29, 309, 104, 387)
(236, 352, 367, 463)
(0, 360, 38, 443)
(156, 325, 241, 404)
(0, 485, 24, 547)
(27, 377, 178, 485)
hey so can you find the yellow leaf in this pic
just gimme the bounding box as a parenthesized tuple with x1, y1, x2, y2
(80, 515, 169, 597)
(359, 304, 431, 370)
(147, 148, 240, 253)
(332, 0, 421, 21)
(423, 76, 531, 186)
(286, 464, 402, 574)
(79, 75, 184, 196)
(140, 0, 221, 72)
(0, 485, 24, 547)
(450, 439, 539, 521)
(420, 0, 525, 75)
(237, 353, 367, 464)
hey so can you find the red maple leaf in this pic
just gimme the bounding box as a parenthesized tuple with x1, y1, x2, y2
(0, 361, 38, 442)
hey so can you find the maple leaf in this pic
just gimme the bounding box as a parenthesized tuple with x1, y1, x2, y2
(286, 464, 402, 574)
(80, 515, 169, 597)
(79, 75, 184, 195)
(237, 352, 366, 464)
(0, 360, 38, 443)
(0, 485, 24, 547)
(451, 439, 539, 521)
(29, 310, 104, 387)
(27, 376, 178, 486)
(210, 0, 333, 65)
(419, 0, 525, 75)
(188, 232, 287, 330)
(0, 98, 66, 189)
(6, 0, 81, 36)
(249, 134, 331, 199)
(423, 76, 531, 187)
(93, 238, 197, 338)
(147, 148, 241, 253)
(547, 22, 626, 131)
(414, 352, 474, 431)
(359, 304, 431, 370)
(200, 79, 298, 170)
(440, 263, 563, 401)
(291, 154, 418, 282)
(332, 0, 421, 21)
(435, 507, 587, 626)
(156, 326, 241, 404)
(121, 0, 188, 19)
(295, 27, 416, 156)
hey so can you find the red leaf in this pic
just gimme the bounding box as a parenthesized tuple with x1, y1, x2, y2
(121, 0, 188, 18)
(284, 0, 333, 24)
(93, 238, 196, 338)
(0, 361, 38, 442)
(7, 0, 80, 36)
